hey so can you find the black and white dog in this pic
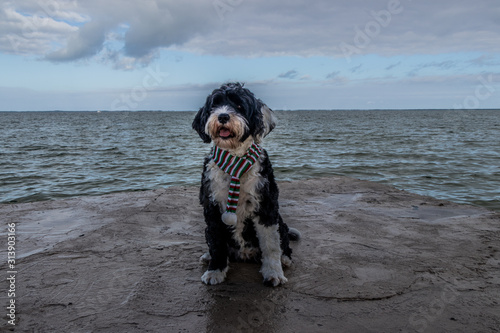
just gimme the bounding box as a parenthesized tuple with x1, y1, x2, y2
(192, 82, 300, 287)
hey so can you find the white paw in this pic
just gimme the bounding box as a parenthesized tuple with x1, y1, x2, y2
(201, 268, 228, 285)
(199, 252, 211, 264)
(261, 262, 288, 287)
(281, 255, 292, 267)
(263, 271, 288, 287)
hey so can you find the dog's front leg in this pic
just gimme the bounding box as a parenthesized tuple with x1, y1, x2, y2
(255, 221, 287, 287)
(202, 251, 229, 285)
(201, 206, 230, 285)
(202, 241, 229, 285)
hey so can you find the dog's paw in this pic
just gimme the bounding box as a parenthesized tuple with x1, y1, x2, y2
(199, 252, 211, 264)
(201, 268, 227, 285)
(263, 272, 288, 287)
(281, 255, 292, 267)
(261, 262, 288, 287)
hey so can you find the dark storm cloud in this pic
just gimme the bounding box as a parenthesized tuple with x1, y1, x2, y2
(2, 0, 500, 68)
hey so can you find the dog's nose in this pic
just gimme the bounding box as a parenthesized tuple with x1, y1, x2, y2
(218, 113, 230, 124)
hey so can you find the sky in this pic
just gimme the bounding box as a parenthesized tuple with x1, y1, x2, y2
(1, 0, 500, 111)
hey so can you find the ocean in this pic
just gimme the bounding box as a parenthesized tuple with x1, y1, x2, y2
(1, 110, 499, 211)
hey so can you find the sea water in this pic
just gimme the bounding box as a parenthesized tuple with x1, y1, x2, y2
(1, 110, 499, 210)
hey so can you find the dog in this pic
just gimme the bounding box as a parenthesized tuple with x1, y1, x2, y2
(192, 82, 300, 287)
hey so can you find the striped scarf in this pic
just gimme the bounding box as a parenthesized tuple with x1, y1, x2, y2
(212, 142, 262, 225)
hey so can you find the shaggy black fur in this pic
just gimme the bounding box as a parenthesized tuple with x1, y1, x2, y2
(192, 82, 272, 144)
(192, 83, 298, 285)
(198, 150, 292, 271)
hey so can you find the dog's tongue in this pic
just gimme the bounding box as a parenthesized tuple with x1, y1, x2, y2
(220, 129, 231, 138)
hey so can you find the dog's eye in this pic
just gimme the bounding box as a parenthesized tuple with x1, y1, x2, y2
(237, 105, 242, 109)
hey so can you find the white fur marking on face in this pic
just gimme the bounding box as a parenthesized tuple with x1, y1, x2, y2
(205, 106, 249, 151)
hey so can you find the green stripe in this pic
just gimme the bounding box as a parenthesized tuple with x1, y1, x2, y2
(231, 159, 244, 177)
(215, 147, 223, 162)
(221, 157, 232, 170)
(212, 143, 263, 217)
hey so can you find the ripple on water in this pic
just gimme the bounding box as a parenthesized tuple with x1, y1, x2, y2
(1, 110, 499, 210)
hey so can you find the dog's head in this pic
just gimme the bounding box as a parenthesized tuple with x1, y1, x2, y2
(192, 82, 275, 150)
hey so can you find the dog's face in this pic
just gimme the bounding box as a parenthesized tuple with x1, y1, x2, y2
(192, 83, 275, 150)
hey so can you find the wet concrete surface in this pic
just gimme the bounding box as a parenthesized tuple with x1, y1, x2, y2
(1, 177, 499, 332)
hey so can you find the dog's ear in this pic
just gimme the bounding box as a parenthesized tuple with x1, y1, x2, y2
(252, 101, 275, 143)
(261, 103, 276, 137)
(192, 105, 212, 143)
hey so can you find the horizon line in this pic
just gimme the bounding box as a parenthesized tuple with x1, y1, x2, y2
(1, 108, 500, 113)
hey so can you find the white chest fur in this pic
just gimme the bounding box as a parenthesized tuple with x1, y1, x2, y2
(205, 159, 265, 219)
(205, 158, 267, 258)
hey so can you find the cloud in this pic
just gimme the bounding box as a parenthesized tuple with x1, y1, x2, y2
(408, 60, 458, 77)
(1, 0, 219, 67)
(184, 0, 500, 58)
(45, 20, 110, 62)
(50, 0, 219, 65)
(350, 64, 363, 73)
(324, 74, 349, 85)
(0, 2, 80, 55)
(326, 71, 340, 79)
(468, 54, 500, 67)
(278, 70, 299, 79)
(385, 61, 401, 70)
(2, 0, 500, 69)
(117, 1, 219, 58)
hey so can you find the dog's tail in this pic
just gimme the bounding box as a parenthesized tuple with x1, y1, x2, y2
(288, 227, 301, 241)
